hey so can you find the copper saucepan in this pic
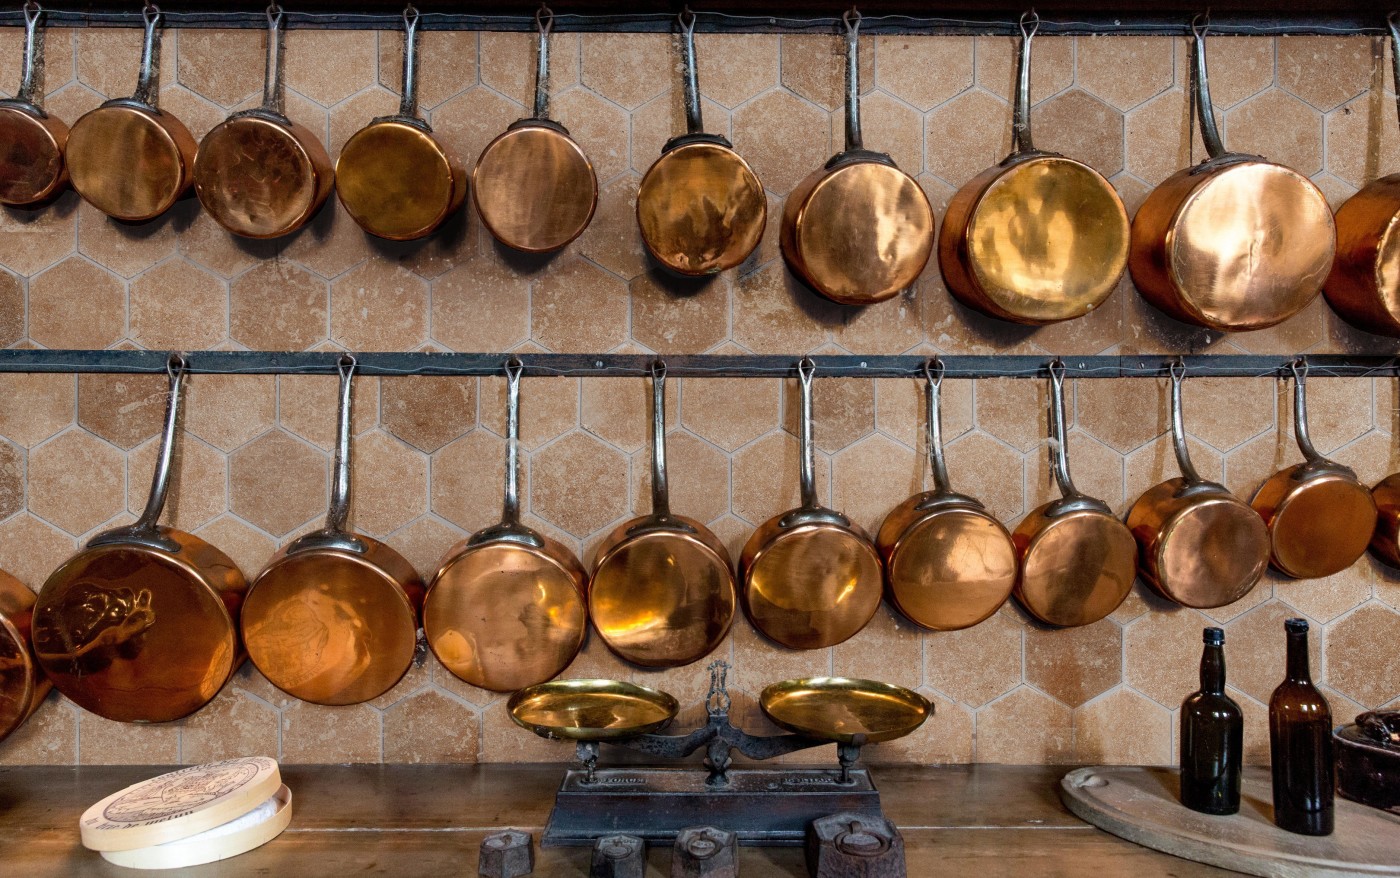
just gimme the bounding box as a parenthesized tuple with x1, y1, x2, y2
(0, 2, 68, 207)
(780, 10, 933, 306)
(590, 362, 737, 667)
(740, 359, 883, 649)
(1013, 361, 1136, 627)
(635, 10, 765, 276)
(939, 12, 1128, 325)
(1125, 361, 1269, 608)
(1251, 359, 1377, 580)
(194, 5, 334, 239)
(424, 359, 589, 693)
(1322, 13, 1400, 338)
(32, 356, 247, 723)
(876, 359, 1016, 630)
(335, 6, 466, 241)
(472, 6, 597, 253)
(65, 4, 195, 221)
(1369, 378, 1400, 566)
(1129, 16, 1335, 332)
(0, 567, 50, 743)
(241, 356, 424, 705)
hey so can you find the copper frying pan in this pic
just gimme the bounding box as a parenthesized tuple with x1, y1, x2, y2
(0, 567, 50, 743)
(635, 11, 765, 276)
(1129, 16, 1335, 332)
(424, 359, 588, 693)
(65, 4, 196, 221)
(740, 359, 883, 649)
(472, 6, 597, 253)
(32, 355, 247, 723)
(1369, 406, 1400, 567)
(193, 5, 334, 239)
(1322, 14, 1400, 338)
(876, 359, 1016, 630)
(1125, 361, 1269, 608)
(780, 10, 933, 306)
(1013, 361, 1136, 627)
(939, 12, 1128, 325)
(335, 6, 466, 241)
(241, 356, 424, 705)
(0, 2, 68, 207)
(590, 362, 736, 667)
(1251, 359, 1377, 580)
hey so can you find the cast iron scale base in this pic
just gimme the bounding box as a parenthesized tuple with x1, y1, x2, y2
(541, 664, 884, 847)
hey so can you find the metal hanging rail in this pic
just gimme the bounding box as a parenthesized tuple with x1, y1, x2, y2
(0, 350, 1396, 379)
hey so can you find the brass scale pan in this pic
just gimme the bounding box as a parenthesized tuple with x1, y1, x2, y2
(0, 2, 68, 207)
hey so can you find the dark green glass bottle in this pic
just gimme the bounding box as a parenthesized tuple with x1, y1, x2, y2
(1269, 617, 1334, 836)
(1180, 626, 1243, 814)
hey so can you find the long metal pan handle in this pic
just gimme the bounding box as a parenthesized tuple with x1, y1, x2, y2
(1190, 14, 1227, 160)
(1048, 359, 1084, 500)
(261, 4, 286, 116)
(1010, 10, 1039, 156)
(842, 8, 863, 152)
(325, 355, 355, 533)
(679, 7, 704, 136)
(532, 4, 553, 121)
(1389, 12, 1400, 136)
(1169, 358, 1204, 484)
(924, 358, 953, 494)
(1290, 357, 1327, 465)
(398, 4, 421, 119)
(137, 353, 186, 533)
(649, 360, 672, 516)
(16, 1, 44, 108)
(798, 357, 819, 508)
(133, 2, 162, 108)
(502, 357, 525, 524)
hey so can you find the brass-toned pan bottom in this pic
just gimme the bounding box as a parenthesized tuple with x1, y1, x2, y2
(508, 679, 678, 741)
(760, 677, 931, 744)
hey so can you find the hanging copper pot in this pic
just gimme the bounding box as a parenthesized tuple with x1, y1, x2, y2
(241, 356, 425, 706)
(1129, 15, 1335, 332)
(940, 13, 1128, 325)
(65, 3, 196, 221)
(1125, 360, 1269, 608)
(1370, 405, 1400, 566)
(740, 358, 883, 649)
(335, 6, 466, 241)
(876, 359, 1016, 630)
(1251, 359, 1377, 580)
(193, 5, 334, 239)
(635, 10, 765, 276)
(0, 567, 50, 743)
(32, 355, 248, 723)
(1323, 13, 1400, 338)
(590, 362, 737, 667)
(780, 10, 933, 306)
(1013, 361, 1136, 627)
(423, 359, 589, 693)
(0, 2, 68, 207)
(472, 5, 596, 253)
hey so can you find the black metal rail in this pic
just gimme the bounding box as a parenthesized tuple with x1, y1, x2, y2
(1, 350, 1396, 379)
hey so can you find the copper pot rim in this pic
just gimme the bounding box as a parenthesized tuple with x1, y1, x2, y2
(246, 542, 421, 625)
(1127, 481, 1268, 608)
(1255, 464, 1377, 577)
(0, 599, 41, 741)
(470, 122, 598, 254)
(1324, 175, 1400, 337)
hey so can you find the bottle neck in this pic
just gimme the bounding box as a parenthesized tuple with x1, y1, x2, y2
(1200, 642, 1226, 695)
(1286, 630, 1312, 683)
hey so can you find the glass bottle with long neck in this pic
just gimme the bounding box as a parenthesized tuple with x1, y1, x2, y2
(1180, 626, 1242, 814)
(1269, 617, 1334, 836)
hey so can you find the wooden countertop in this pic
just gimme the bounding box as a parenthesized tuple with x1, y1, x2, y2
(0, 763, 1238, 877)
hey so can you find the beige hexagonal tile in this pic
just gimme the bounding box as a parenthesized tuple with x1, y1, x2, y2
(230, 260, 329, 351)
(942, 431, 1025, 523)
(280, 199, 370, 281)
(28, 257, 124, 349)
(75, 26, 173, 99)
(76, 373, 165, 450)
(229, 430, 327, 536)
(478, 30, 579, 109)
(580, 32, 670, 110)
(848, 90, 922, 174)
(0, 695, 78, 765)
(974, 34, 1074, 104)
(552, 88, 629, 182)
(327, 86, 399, 157)
(0, 269, 20, 347)
(924, 89, 1010, 187)
(974, 376, 1052, 453)
(0, 512, 74, 588)
(1225, 88, 1325, 175)
(1074, 688, 1173, 765)
(577, 172, 646, 282)
(384, 515, 461, 579)
(430, 430, 505, 534)
(1124, 607, 1215, 708)
(0, 188, 77, 278)
(1273, 564, 1373, 624)
(873, 371, 973, 452)
(680, 370, 781, 453)
(1190, 36, 1276, 109)
(1125, 88, 1210, 187)
(873, 35, 971, 111)
(694, 33, 778, 109)
(923, 610, 1023, 707)
(431, 259, 531, 352)
(732, 261, 836, 354)
(1032, 89, 1125, 177)
(0, 26, 74, 101)
(380, 376, 475, 453)
(1325, 603, 1400, 707)
(1124, 431, 1224, 504)
(1027, 430, 1124, 511)
(727, 614, 832, 693)
(1182, 376, 1277, 453)
(126, 431, 225, 531)
(1326, 91, 1400, 189)
(194, 514, 276, 581)
(830, 433, 920, 536)
(180, 374, 275, 454)
(129, 259, 227, 351)
(630, 272, 731, 355)
(830, 607, 922, 691)
(0, 374, 73, 448)
(633, 93, 684, 174)
(155, 84, 226, 142)
(0, 440, 20, 521)
(731, 89, 831, 196)
(781, 376, 875, 454)
(730, 430, 831, 526)
(1078, 35, 1173, 110)
(479, 372, 579, 449)
(631, 429, 730, 526)
(76, 201, 177, 279)
(281, 700, 382, 764)
(1277, 35, 1373, 112)
(277, 368, 378, 450)
(382, 687, 480, 762)
(580, 371, 675, 455)
(1076, 374, 1166, 454)
(180, 686, 280, 765)
(480, 697, 574, 763)
(178, 207, 277, 279)
(345, 430, 428, 537)
(974, 686, 1073, 764)
(1025, 617, 1123, 707)
(531, 258, 628, 353)
(330, 258, 429, 351)
(781, 33, 873, 112)
(283, 29, 376, 107)
(530, 431, 628, 538)
(78, 712, 178, 765)
(1223, 600, 1323, 704)
(28, 429, 125, 536)
(379, 29, 477, 111)
(177, 28, 264, 108)
(833, 287, 923, 356)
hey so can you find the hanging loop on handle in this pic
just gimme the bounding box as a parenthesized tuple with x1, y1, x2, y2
(260, 5, 286, 116)
(650, 360, 671, 516)
(502, 357, 525, 524)
(16, 1, 44, 107)
(924, 358, 953, 494)
(1290, 357, 1325, 465)
(842, 8, 863, 152)
(135, 352, 187, 533)
(324, 355, 356, 533)
(1190, 13, 1226, 159)
(532, 3, 553, 121)
(679, 7, 704, 136)
(398, 4, 421, 119)
(1169, 358, 1204, 485)
(1388, 12, 1400, 137)
(133, 2, 162, 107)
(1011, 10, 1039, 155)
(797, 357, 818, 508)
(1047, 359, 1082, 500)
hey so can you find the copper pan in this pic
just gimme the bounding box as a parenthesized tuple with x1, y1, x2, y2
(1129, 16, 1334, 332)
(740, 358, 883, 649)
(1251, 359, 1377, 580)
(590, 361, 736, 667)
(1369, 432, 1400, 568)
(939, 13, 1128, 325)
(472, 6, 596, 253)
(32, 355, 247, 723)
(1013, 361, 1136, 627)
(241, 356, 424, 705)
(194, 6, 334, 239)
(0, 3, 68, 207)
(1323, 14, 1400, 338)
(635, 10, 765, 276)
(1125, 360, 1269, 608)
(335, 6, 466, 241)
(0, 567, 50, 743)
(424, 359, 588, 693)
(876, 359, 1016, 630)
(65, 4, 195, 221)
(780, 10, 933, 306)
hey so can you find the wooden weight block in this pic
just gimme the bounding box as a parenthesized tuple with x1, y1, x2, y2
(591, 834, 646, 878)
(806, 812, 906, 878)
(671, 825, 738, 877)
(479, 829, 534, 877)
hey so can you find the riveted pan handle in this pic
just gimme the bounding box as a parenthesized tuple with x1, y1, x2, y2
(1044, 360, 1112, 517)
(470, 358, 546, 548)
(132, 2, 163, 109)
(288, 356, 369, 555)
(397, 4, 421, 119)
(798, 357, 819, 508)
(679, 8, 704, 136)
(259, 5, 287, 116)
(842, 8, 863, 152)
(1010, 10, 1039, 156)
(649, 360, 672, 516)
(1190, 14, 1227, 160)
(1169, 359, 1205, 485)
(531, 4, 553, 121)
(925, 358, 953, 494)
(1289, 358, 1328, 465)
(15, 1, 45, 109)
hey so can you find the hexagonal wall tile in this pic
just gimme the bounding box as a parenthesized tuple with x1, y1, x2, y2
(975, 686, 1073, 764)
(830, 433, 921, 535)
(347, 430, 428, 536)
(581, 33, 670, 110)
(177, 28, 264, 108)
(530, 431, 628, 538)
(230, 261, 329, 351)
(924, 611, 1023, 707)
(379, 29, 477, 111)
(182, 374, 276, 453)
(875, 35, 972, 111)
(229, 430, 327, 536)
(694, 33, 778, 109)
(732, 261, 836, 354)
(129, 259, 227, 351)
(431, 260, 531, 353)
(0, 374, 74, 448)
(0, 270, 20, 347)
(28, 258, 124, 350)
(1124, 607, 1214, 708)
(1078, 35, 1173, 110)
(630, 429, 729, 525)
(729, 430, 831, 526)
(731, 90, 831, 196)
(781, 34, 873, 111)
(630, 272, 730, 355)
(331, 259, 429, 352)
(76, 201, 177, 279)
(0, 440, 20, 521)
(681, 373, 781, 453)
(531, 259, 628, 353)
(924, 89, 1010, 186)
(127, 431, 226, 533)
(383, 688, 480, 762)
(1225, 89, 1325, 176)
(278, 370, 379, 450)
(1277, 36, 1373, 112)
(1032, 89, 1125, 177)
(551, 88, 629, 181)
(1074, 688, 1173, 765)
(380, 376, 476, 453)
(28, 430, 125, 536)
(284, 29, 376, 106)
(77, 373, 165, 450)
(1325, 603, 1400, 707)
(1224, 601, 1323, 704)
(0, 189, 77, 278)
(1025, 618, 1123, 707)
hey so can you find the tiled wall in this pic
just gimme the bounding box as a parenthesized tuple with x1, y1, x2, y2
(0, 26, 1398, 767)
